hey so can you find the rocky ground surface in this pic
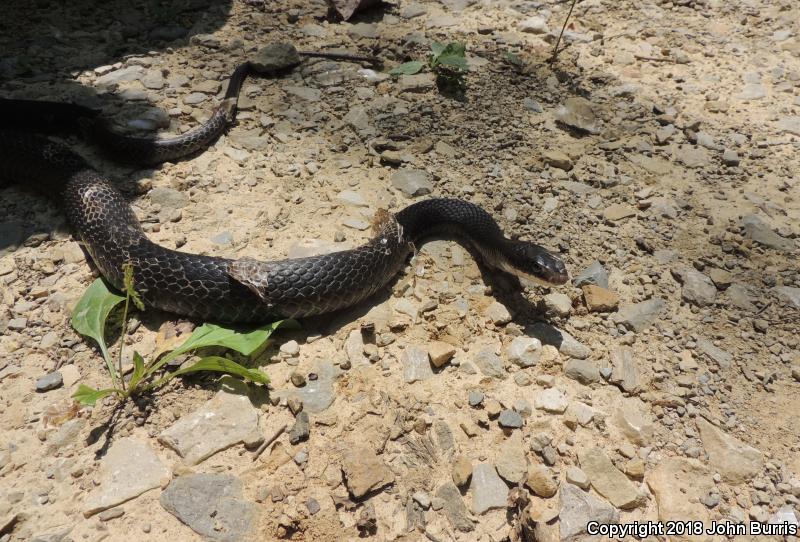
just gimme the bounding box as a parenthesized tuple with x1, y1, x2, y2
(1, 0, 799, 540)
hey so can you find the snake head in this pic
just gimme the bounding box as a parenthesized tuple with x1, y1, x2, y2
(501, 242, 569, 287)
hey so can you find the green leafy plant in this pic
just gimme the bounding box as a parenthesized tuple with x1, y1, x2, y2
(70, 264, 288, 406)
(390, 41, 469, 97)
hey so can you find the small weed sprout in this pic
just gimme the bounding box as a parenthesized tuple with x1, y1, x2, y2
(389, 41, 469, 97)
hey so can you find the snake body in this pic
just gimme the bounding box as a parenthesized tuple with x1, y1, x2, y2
(0, 49, 568, 323)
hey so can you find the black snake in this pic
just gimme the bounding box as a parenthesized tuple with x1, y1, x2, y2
(0, 46, 568, 323)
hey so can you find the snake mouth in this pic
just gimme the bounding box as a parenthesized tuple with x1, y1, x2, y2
(496, 259, 570, 287)
(484, 242, 570, 287)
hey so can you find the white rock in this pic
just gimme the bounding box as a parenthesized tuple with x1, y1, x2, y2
(534, 388, 568, 413)
(506, 336, 542, 368)
(158, 379, 259, 465)
(519, 16, 549, 34)
(83, 438, 170, 517)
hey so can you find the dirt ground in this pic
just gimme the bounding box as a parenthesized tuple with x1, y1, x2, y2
(1, 0, 799, 541)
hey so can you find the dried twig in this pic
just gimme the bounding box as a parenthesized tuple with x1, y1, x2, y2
(549, 0, 579, 63)
(251, 423, 288, 462)
(634, 54, 674, 63)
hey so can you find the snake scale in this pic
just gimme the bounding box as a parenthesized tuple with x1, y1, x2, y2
(0, 45, 568, 323)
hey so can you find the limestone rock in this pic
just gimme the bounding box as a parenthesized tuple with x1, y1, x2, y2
(341, 447, 395, 498)
(696, 418, 763, 484)
(160, 474, 256, 541)
(526, 464, 558, 498)
(582, 285, 619, 312)
(559, 483, 619, 540)
(647, 458, 714, 542)
(436, 482, 474, 532)
(578, 447, 642, 509)
(469, 463, 509, 514)
(496, 433, 527, 483)
(84, 438, 170, 517)
(158, 380, 259, 465)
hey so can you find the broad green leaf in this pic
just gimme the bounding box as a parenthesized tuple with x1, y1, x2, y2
(430, 42, 447, 58)
(123, 263, 145, 311)
(72, 384, 118, 406)
(71, 279, 125, 387)
(149, 320, 295, 376)
(129, 351, 146, 390)
(503, 51, 523, 67)
(389, 61, 425, 76)
(175, 320, 291, 356)
(437, 43, 468, 71)
(166, 356, 270, 385)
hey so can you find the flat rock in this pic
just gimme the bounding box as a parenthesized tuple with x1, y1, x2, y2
(250, 42, 301, 72)
(519, 15, 549, 34)
(647, 458, 714, 542)
(391, 169, 433, 197)
(555, 97, 600, 134)
(673, 267, 717, 306)
(402, 345, 434, 383)
(279, 362, 337, 412)
(506, 336, 542, 368)
(150, 187, 188, 209)
(613, 398, 655, 446)
(544, 292, 572, 316)
(469, 463, 509, 514)
(578, 447, 642, 509)
(609, 347, 640, 393)
(573, 261, 609, 288)
(348, 22, 380, 39)
(485, 301, 512, 324)
(398, 73, 436, 93)
(35, 371, 63, 392)
(473, 346, 506, 379)
(564, 401, 597, 429)
(158, 379, 259, 465)
(542, 150, 572, 170)
(498, 409, 524, 429)
(741, 214, 794, 251)
(696, 339, 732, 369)
(559, 482, 619, 540)
(284, 85, 321, 102)
(289, 411, 310, 444)
(84, 438, 170, 517)
(95, 65, 145, 86)
(525, 464, 558, 497)
(565, 467, 590, 490)
(495, 433, 527, 483)
(534, 388, 568, 413)
(436, 482, 474, 532)
(582, 285, 619, 312)
(528, 323, 590, 359)
(696, 418, 763, 484)
(341, 447, 395, 498)
(737, 82, 766, 100)
(428, 341, 456, 367)
(160, 474, 256, 541)
(727, 283, 757, 311)
(775, 286, 800, 309)
(776, 116, 800, 136)
(603, 203, 636, 222)
(613, 298, 666, 332)
(564, 358, 601, 385)
(675, 144, 709, 168)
